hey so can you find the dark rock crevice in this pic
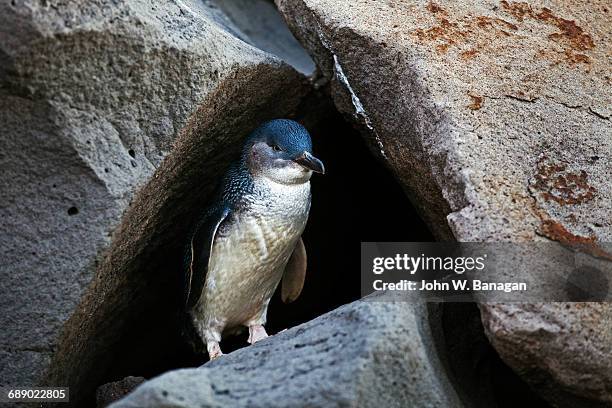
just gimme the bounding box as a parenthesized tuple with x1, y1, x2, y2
(428, 303, 552, 408)
(279, 1, 462, 240)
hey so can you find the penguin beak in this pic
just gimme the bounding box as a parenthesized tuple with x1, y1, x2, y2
(294, 151, 325, 174)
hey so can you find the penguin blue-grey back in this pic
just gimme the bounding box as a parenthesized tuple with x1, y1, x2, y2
(184, 119, 324, 359)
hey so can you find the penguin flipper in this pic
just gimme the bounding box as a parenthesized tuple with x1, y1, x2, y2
(281, 236, 307, 303)
(184, 205, 231, 309)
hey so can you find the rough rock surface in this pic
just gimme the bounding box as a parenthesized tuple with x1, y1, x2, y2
(110, 298, 464, 408)
(277, 0, 611, 406)
(0, 0, 309, 397)
(480, 303, 612, 408)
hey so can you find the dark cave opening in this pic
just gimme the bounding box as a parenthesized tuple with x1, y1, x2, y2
(430, 303, 552, 408)
(259, 112, 435, 336)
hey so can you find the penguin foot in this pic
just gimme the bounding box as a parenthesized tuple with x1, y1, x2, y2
(207, 341, 223, 360)
(248, 325, 268, 344)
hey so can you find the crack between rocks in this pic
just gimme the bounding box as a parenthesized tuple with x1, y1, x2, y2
(587, 107, 609, 120)
(311, 12, 388, 159)
(481, 94, 610, 121)
(173, 0, 197, 17)
(2, 345, 54, 353)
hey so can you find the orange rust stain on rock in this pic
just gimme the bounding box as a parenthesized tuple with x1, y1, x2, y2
(426, 2, 445, 14)
(476, 16, 493, 28)
(500, 1, 595, 64)
(537, 8, 595, 51)
(460, 49, 479, 59)
(414, 6, 520, 56)
(500, 0, 533, 21)
(436, 43, 451, 53)
(415, 1, 595, 64)
(413, 15, 465, 54)
(541, 220, 594, 244)
(468, 93, 483, 110)
(564, 50, 591, 64)
(476, 16, 518, 31)
(540, 220, 612, 261)
(532, 157, 596, 205)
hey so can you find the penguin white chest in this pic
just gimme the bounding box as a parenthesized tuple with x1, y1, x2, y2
(196, 179, 311, 330)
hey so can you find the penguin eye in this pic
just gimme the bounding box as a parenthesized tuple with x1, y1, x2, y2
(271, 144, 282, 152)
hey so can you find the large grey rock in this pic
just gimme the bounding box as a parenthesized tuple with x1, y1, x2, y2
(110, 298, 464, 408)
(277, 0, 611, 406)
(277, 0, 611, 242)
(480, 303, 612, 408)
(0, 0, 309, 396)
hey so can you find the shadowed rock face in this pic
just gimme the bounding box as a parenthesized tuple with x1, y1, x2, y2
(110, 298, 465, 408)
(431, 302, 551, 408)
(480, 303, 612, 408)
(276, 1, 611, 406)
(0, 0, 310, 403)
(96, 376, 145, 408)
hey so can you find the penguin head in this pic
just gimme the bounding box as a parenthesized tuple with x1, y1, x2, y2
(243, 119, 325, 185)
